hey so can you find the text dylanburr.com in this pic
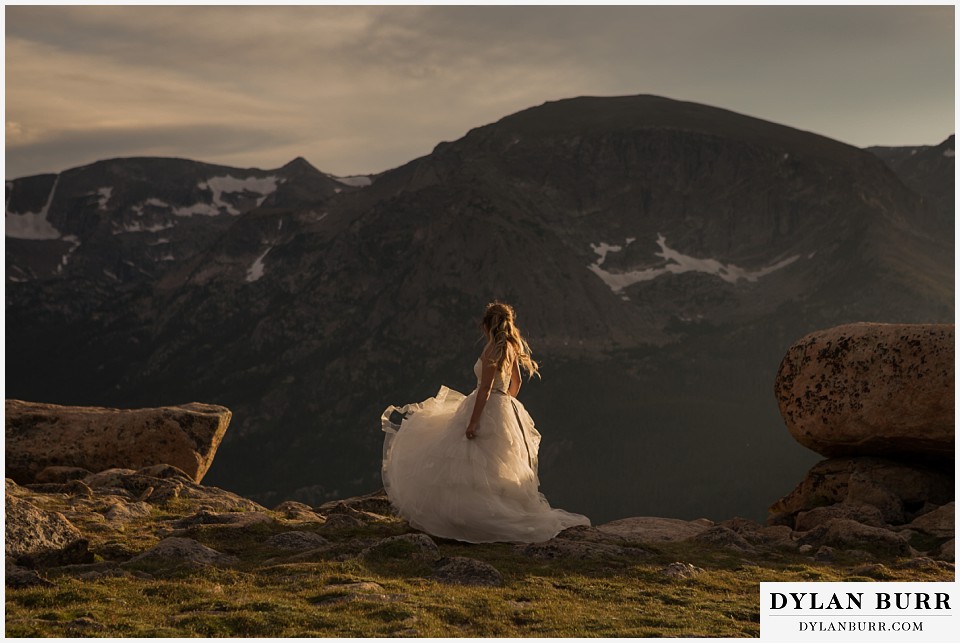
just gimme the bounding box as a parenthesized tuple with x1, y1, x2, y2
(760, 582, 956, 641)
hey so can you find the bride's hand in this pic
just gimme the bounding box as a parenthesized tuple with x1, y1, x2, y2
(465, 422, 477, 440)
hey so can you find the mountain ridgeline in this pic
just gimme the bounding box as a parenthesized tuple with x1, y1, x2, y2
(5, 95, 954, 523)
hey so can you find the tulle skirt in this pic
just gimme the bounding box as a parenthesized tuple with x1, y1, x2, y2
(381, 386, 590, 543)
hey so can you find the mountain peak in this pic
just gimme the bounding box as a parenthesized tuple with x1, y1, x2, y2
(281, 157, 320, 173)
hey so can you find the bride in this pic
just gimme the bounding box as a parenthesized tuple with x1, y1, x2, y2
(380, 302, 590, 543)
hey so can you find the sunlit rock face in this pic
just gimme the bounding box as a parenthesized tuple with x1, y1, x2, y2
(5, 95, 953, 523)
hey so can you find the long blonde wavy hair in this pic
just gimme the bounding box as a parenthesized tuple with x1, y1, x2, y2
(480, 302, 540, 380)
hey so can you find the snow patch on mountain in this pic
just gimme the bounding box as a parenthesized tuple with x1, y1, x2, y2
(590, 237, 637, 268)
(6, 176, 62, 239)
(173, 175, 279, 217)
(95, 187, 113, 210)
(113, 220, 176, 235)
(944, 148, 955, 158)
(588, 233, 801, 292)
(55, 235, 81, 274)
(246, 247, 272, 282)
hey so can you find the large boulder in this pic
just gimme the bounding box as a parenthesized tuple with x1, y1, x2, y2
(5, 400, 231, 484)
(775, 323, 954, 460)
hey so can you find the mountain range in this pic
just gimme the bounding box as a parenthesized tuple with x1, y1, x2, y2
(5, 95, 954, 523)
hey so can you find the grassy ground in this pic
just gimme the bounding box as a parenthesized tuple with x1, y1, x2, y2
(5, 498, 953, 638)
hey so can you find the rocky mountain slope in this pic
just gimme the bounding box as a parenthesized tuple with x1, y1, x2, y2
(868, 135, 954, 230)
(5, 95, 954, 522)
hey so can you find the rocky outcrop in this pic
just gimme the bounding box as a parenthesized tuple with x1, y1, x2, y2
(769, 457, 953, 526)
(6, 400, 231, 484)
(770, 323, 954, 561)
(775, 323, 954, 460)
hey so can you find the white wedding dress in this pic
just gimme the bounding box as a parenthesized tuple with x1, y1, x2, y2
(380, 357, 590, 543)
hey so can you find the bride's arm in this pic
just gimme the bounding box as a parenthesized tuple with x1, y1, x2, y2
(466, 348, 496, 439)
(508, 356, 521, 397)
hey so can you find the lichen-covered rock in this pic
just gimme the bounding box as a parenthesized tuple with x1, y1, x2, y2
(5, 495, 92, 566)
(432, 556, 503, 586)
(5, 399, 232, 484)
(775, 323, 954, 460)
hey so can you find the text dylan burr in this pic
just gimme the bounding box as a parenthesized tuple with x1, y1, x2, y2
(770, 592, 951, 611)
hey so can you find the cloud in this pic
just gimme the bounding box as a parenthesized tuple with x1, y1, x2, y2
(4, 5, 954, 179)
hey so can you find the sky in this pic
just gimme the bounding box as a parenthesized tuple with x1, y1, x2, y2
(3, 4, 955, 180)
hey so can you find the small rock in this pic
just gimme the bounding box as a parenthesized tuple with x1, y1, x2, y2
(266, 531, 330, 550)
(907, 502, 954, 538)
(172, 510, 273, 529)
(432, 556, 503, 586)
(361, 534, 439, 561)
(61, 479, 94, 498)
(691, 526, 754, 552)
(814, 546, 835, 561)
(95, 541, 139, 561)
(936, 539, 954, 562)
(83, 468, 137, 490)
(65, 617, 105, 631)
(797, 519, 911, 557)
(122, 537, 239, 570)
(798, 544, 814, 554)
(135, 464, 195, 480)
(895, 557, 953, 571)
(311, 581, 398, 604)
(274, 500, 316, 514)
(5, 564, 53, 588)
(35, 466, 92, 484)
(659, 562, 704, 578)
(317, 490, 394, 517)
(103, 501, 153, 523)
(5, 495, 92, 567)
(795, 504, 887, 531)
(319, 513, 363, 531)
